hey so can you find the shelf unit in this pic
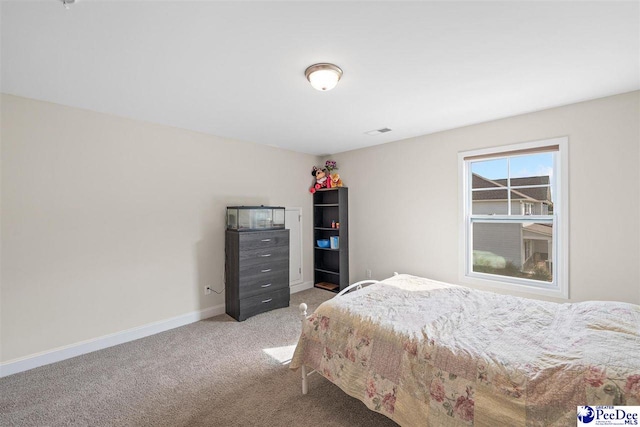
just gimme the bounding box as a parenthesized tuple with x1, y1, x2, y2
(313, 187, 348, 292)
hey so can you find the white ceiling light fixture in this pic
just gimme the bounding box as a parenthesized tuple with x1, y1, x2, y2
(305, 63, 343, 91)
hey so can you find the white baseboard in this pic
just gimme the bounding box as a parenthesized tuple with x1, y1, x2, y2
(290, 280, 313, 294)
(0, 303, 226, 378)
(2, 282, 315, 378)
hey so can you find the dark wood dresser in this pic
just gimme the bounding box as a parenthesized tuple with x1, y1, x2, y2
(225, 229, 290, 321)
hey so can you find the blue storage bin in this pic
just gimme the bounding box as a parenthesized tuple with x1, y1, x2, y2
(317, 239, 330, 248)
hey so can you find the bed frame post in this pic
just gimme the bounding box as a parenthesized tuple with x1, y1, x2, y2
(301, 366, 308, 395)
(299, 303, 309, 394)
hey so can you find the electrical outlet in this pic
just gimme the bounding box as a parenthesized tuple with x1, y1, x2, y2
(366, 269, 372, 279)
(204, 286, 211, 295)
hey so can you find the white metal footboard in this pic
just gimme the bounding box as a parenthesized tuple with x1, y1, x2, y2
(298, 302, 315, 394)
(297, 278, 386, 394)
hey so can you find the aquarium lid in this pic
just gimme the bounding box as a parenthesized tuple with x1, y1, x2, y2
(227, 206, 285, 209)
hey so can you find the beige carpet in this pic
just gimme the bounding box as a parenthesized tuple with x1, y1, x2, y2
(0, 288, 397, 426)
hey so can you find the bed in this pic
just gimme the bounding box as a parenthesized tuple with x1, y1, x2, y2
(290, 274, 640, 426)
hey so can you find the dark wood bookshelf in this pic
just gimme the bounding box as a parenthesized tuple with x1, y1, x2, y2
(313, 187, 348, 293)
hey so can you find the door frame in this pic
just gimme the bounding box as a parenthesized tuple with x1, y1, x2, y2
(286, 207, 303, 285)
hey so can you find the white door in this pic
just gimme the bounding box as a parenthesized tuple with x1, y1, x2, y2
(286, 208, 302, 285)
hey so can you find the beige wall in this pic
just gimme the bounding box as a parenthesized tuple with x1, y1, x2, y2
(0, 94, 318, 362)
(330, 91, 640, 304)
(2, 91, 639, 363)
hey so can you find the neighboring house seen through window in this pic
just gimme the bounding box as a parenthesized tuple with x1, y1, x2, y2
(459, 137, 568, 298)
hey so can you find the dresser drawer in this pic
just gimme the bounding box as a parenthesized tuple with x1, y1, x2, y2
(238, 260, 288, 288)
(239, 245, 289, 268)
(239, 230, 289, 250)
(236, 288, 289, 321)
(238, 274, 288, 299)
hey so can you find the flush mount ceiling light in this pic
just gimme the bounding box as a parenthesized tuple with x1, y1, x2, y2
(305, 63, 343, 91)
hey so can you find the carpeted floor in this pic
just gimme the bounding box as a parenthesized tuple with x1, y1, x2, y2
(0, 288, 397, 426)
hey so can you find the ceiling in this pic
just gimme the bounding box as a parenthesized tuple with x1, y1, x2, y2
(1, 1, 638, 156)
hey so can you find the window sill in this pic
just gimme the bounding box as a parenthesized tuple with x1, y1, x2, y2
(459, 273, 568, 300)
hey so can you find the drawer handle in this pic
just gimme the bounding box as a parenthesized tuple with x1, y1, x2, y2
(260, 254, 272, 257)
(261, 239, 271, 242)
(262, 298, 273, 303)
(261, 269, 272, 273)
(261, 283, 272, 288)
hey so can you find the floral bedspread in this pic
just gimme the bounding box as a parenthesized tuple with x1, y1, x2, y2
(290, 274, 640, 426)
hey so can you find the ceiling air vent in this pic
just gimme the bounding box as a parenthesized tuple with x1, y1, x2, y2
(365, 127, 392, 135)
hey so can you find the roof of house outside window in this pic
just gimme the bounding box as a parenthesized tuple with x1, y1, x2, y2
(523, 223, 553, 237)
(472, 174, 551, 202)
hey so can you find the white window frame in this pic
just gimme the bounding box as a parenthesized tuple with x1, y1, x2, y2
(458, 137, 569, 299)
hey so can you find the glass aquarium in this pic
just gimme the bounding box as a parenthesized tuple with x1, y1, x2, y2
(226, 206, 285, 231)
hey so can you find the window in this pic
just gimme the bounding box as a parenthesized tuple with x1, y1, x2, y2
(459, 137, 568, 298)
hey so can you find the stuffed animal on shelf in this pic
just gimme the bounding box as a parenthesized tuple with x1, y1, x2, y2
(330, 173, 343, 188)
(309, 166, 328, 193)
